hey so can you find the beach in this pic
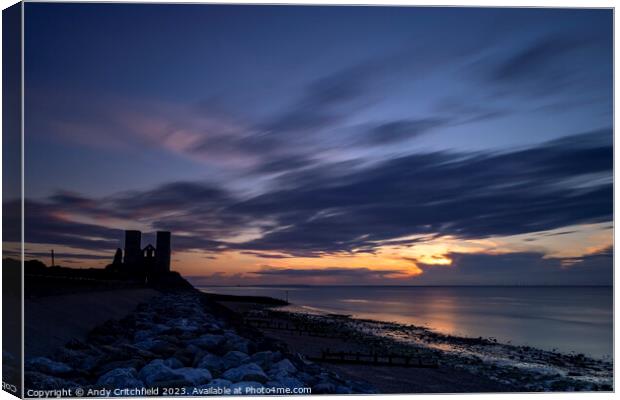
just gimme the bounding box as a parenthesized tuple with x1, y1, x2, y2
(22, 282, 374, 395)
(21, 274, 613, 394)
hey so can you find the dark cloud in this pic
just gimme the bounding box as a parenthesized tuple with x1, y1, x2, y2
(251, 266, 405, 278)
(25, 251, 111, 261)
(362, 117, 449, 145)
(233, 129, 612, 255)
(239, 251, 294, 259)
(492, 35, 583, 83)
(187, 247, 612, 286)
(18, 129, 612, 261)
(473, 32, 611, 101)
(414, 247, 613, 286)
(17, 199, 122, 251)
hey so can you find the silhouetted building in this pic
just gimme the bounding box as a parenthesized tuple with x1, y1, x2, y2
(123, 230, 142, 266)
(155, 231, 171, 273)
(110, 230, 172, 276)
(112, 248, 123, 265)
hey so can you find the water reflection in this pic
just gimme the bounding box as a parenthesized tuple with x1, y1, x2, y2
(200, 285, 613, 359)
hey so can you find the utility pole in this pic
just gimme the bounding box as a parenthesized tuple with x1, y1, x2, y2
(51, 249, 55, 267)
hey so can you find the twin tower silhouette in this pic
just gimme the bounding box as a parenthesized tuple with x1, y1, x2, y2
(109, 230, 171, 274)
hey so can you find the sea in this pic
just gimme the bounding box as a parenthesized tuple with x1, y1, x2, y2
(198, 285, 613, 360)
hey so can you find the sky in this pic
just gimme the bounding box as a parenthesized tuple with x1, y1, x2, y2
(10, 3, 613, 285)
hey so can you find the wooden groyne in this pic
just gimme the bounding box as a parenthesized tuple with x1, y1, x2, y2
(244, 316, 347, 338)
(311, 349, 439, 368)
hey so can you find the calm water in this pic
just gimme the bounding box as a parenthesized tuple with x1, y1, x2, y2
(199, 285, 613, 360)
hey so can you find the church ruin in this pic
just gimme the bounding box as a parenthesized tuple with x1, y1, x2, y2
(108, 230, 171, 275)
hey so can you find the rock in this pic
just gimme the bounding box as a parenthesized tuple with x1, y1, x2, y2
(269, 359, 296, 377)
(267, 377, 304, 389)
(25, 372, 77, 390)
(133, 330, 153, 342)
(138, 359, 185, 387)
(27, 357, 72, 376)
(118, 344, 156, 360)
(222, 363, 269, 383)
(249, 351, 281, 370)
(223, 333, 251, 354)
(230, 381, 264, 393)
(188, 334, 225, 351)
(97, 368, 144, 388)
(167, 318, 200, 333)
(206, 378, 232, 388)
(164, 357, 184, 369)
(336, 385, 354, 394)
(96, 359, 146, 376)
(222, 351, 249, 370)
(312, 382, 337, 394)
(133, 339, 178, 356)
(196, 354, 225, 376)
(174, 367, 213, 385)
(54, 348, 98, 373)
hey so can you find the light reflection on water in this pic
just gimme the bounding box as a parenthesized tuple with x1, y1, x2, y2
(198, 285, 613, 359)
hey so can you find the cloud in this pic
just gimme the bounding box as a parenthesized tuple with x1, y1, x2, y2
(361, 117, 449, 145)
(472, 32, 611, 101)
(251, 266, 408, 278)
(19, 129, 612, 261)
(491, 35, 584, 83)
(187, 266, 415, 286)
(25, 251, 111, 261)
(413, 246, 612, 286)
(239, 251, 294, 259)
(233, 129, 612, 255)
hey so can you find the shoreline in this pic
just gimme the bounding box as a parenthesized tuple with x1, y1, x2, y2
(18, 269, 613, 394)
(260, 305, 613, 392)
(212, 290, 613, 393)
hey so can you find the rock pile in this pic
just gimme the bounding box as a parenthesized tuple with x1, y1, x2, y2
(24, 292, 375, 395)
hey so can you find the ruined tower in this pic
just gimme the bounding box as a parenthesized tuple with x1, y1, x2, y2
(155, 231, 171, 272)
(123, 230, 142, 266)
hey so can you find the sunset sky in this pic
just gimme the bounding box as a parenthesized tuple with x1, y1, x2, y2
(10, 3, 613, 285)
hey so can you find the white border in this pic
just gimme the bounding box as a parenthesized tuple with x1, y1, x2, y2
(0, 1, 616, 400)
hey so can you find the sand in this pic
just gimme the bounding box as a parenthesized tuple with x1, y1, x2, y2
(25, 288, 160, 357)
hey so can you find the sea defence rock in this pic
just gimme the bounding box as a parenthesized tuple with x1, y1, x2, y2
(23, 291, 375, 394)
(222, 363, 269, 383)
(97, 368, 144, 388)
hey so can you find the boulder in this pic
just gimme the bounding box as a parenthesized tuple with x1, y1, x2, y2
(223, 333, 250, 354)
(230, 381, 264, 393)
(96, 359, 147, 376)
(164, 357, 184, 369)
(222, 363, 269, 383)
(269, 359, 297, 377)
(312, 382, 337, 394)
(196, 354, 225, 376)
(97, 368, 144, 388)
(138, 359, 185, 387)
(205, 378, 232, 388)
(174, 367, 212, 386)
(24, 372, 77, 390)
(27, 357, 72, 376)
(133, 339, 177, 356)
(267, 377, 304, 389)
(188, 334, 226, 351)
(222, 351, 249, 370)
(249, 351, 281, 370)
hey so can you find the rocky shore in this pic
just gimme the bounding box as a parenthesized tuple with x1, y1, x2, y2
(262, 308, 613, 392)
(24, 291, 375, 396)
(22, 284, 613, 395)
